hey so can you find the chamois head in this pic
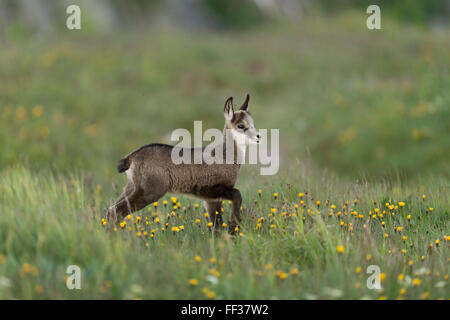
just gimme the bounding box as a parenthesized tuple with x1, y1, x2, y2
(224, 94, 261, 144)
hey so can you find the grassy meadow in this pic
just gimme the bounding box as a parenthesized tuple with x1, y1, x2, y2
(0, 13, 449, 299)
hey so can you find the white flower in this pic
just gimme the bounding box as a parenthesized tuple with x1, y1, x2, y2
(206, 275, 218, 285)
(0, 277, 11, 288)
(323, 287, 343, 298)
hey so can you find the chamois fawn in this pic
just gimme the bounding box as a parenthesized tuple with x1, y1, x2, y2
(105, 95, 260, 234)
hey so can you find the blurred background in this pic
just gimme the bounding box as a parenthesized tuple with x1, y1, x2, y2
(0, 0, 449, 185)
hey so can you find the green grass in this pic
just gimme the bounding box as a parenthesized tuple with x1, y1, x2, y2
(0, 13, 449, 299)
(0, 166, 448, 299)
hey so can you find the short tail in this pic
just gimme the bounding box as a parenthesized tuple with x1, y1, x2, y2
(117, 157, 130, 173)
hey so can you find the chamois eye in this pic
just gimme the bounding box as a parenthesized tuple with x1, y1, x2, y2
(237, 124, 245, 130)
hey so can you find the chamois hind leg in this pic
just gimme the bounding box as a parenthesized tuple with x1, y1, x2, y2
(204, 200, 223, 231)
(105, 182, 135, 223)
(108, 188, 164, 222)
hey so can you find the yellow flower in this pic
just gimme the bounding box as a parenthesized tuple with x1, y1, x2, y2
(32, 105, 43, 118)
(384, 233, 388, 238)
(398, 202, 405, 207)
(398, 273, 404, 281)
(153, 202, 158, 207)
(207, 222, 213, 227)
(195, 256, 202, 262)
(419, 292, 429, 299)
(21, 263, 31, 274)
(222, 223, 227, 228)
(258, 189, 262, 195)
(366, 254, 372, 261)
(270, 208, 277, 214)
(273, 193, 278, 199)
(189, 278, 198, 286)
(205, 290, 216, 299)
(290, 268, 298, 275)
(35, 285, 44, 294)
(380, 272, 386, 283)
(278, 272, 287, 279)
(298, 193, 303, 198)
(336, 245, 344, 254)
(422, 194, 426, 200)
(265, 263, 273, 270)
(210, 258, 216, 264)
(37, 125, 50, 139)
(316, 200, 321, 206)
(399, 288, 406, 295)
(15, 106, 26, 121)
(378, 296, 386, 300)
(412, 278, 421, 286)
(195, 219, 200, 224)
(355, 267, 361, 274)
(208, 268, 220, 277)
(179, 225, 184, 230)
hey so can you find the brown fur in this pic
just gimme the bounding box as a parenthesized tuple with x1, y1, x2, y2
(105, 95, 258, 234)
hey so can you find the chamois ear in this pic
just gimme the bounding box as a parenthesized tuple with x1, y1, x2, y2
(224, 97, 234, 121)
(240, 94, 250, 111)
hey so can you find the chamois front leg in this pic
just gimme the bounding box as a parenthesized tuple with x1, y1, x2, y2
(197, 186, 242, 235)
(227, 188, 242, 235)
(204, 200, 223, 231)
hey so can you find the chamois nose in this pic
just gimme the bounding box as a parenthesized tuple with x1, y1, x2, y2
(256, 134, 261, 139)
